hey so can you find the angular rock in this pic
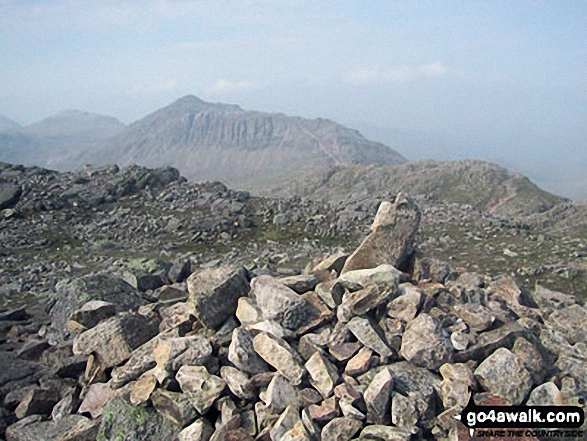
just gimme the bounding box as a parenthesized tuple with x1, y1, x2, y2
(546, 304, 587, 344)
(527, 382, 564, 406)
(364, 367, 393, 425)
(279, 274, 320, 294)
(220, 366, 255, 400)
(337, 283, 395, 323)
(168, 259, 192, 284)
(341, 196, 421, 273)
(512, 337, 545, 384)
(347, 317, 392, 358)
(6, 414, 98, 441)
(400, 313, 454, 370)
(439, 363, 474, 410)
(78, 382, 116, 419)
(110, 334, 162, 388)
(228, 327, 269, 374)
(474, 348, 532, 405)
(129, 374, 157, 406)
(249, 275, 311, 330)
(177, 418, 214, 441)
(97, 395, 179, 441)
(359, 424, 416, 440)
(176, 365, 225, 414)
(453, 303, 495, 332)
(153, 335, 213, 383)
(387, 283, 421, 322)
(256, 378, 297, 417)
(532, 284, 576, 310)
(308, 396, 340, 422)
(315, 280, 345, 309)
(321, 417, 363, 440)
(281, 420, 311, 441)
(454, 321, 527, 362)
(338, 264, 404, 291)
(345, 347, 374, 377)
(305, 351, 339, 398)
(252, 332, 305, 385)
(270, 405, 300, 441)
(151, 389, 197, 427)
(49, 275, 146, 342)
(187, 265, 250, 329)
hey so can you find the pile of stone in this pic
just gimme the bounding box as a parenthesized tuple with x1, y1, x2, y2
(1, 194, 586, 440)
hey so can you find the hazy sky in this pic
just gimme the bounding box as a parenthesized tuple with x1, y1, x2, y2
(1, 0, 586, 199)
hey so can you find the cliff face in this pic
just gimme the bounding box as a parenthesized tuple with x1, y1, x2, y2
(78, 96, 406, 190)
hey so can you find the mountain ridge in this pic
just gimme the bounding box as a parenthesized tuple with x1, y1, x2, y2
(74, 95, 407, 190)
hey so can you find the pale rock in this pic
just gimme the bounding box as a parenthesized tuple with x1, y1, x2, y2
(72, 312, 160, 368)
(177, 418, 214, 441)
(305, 351, 339, 398)
(176, 365, 226, 414)
(153, 335, 212, 383)
(344, 348, 373, 376)
(338, 264, 403, 291)
(14, 388, 60, 419)
(400, 313, 454, 369)
(78, 382, 116, 419)
(321, 417, 363, 440)
(129, 374, 157, 406)
(259, 374, 299, 412)
(308, 396, 340, 422)
(220, 366, 255, 400)
(474, 348, 532, 405)
(387, 283, 421, 322)
(439, 363, 474, 410)
(228, 327, 269, 374)
(527, 382, 564, 406)
(359, 425, 416, 440)
(280, 420, 311, 441)
(235, 297, 263, 325)
(270, 405, 300, 441)
(341, 196, 421, 274)
(314, 280, 345, 309)
(249, 275, 310, 330)
(347, 317, 392, 358)
(252, 332, 305, 385)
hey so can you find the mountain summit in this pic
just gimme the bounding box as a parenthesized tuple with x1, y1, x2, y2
(79, 96, 406, 190)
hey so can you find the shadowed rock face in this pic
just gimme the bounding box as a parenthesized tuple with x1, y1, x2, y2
(77, 95, 406, 190)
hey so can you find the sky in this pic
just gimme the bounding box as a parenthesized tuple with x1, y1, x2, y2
(1, 0, 586, 199)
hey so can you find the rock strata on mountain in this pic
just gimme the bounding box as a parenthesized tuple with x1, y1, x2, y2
(1, 189, 586, 440)
(78, 95, 406, 190)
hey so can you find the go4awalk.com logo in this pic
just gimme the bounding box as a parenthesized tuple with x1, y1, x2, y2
(455, 397, 585, 439)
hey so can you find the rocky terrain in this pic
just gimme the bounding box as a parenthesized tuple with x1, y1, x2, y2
(0, 162, 586, 440)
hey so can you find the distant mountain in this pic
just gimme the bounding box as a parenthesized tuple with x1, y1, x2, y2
(77, 95, 406, 190)
(0, 110, 124, 170)
(0, 115, 21, 132)
(266, 160, 566, 217)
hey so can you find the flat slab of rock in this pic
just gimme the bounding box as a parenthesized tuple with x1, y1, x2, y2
(187, 265, 250, 329)
(364, 368, 393, 425)
(341, 195, 421, 273)
(546, 304, 587, 344)
(338, 264, 403, 291)
(305, 351, 339, 398)
(73, 312, 160, 368)
(321, 417, 363, 440)
(69, 300, 116, 330)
